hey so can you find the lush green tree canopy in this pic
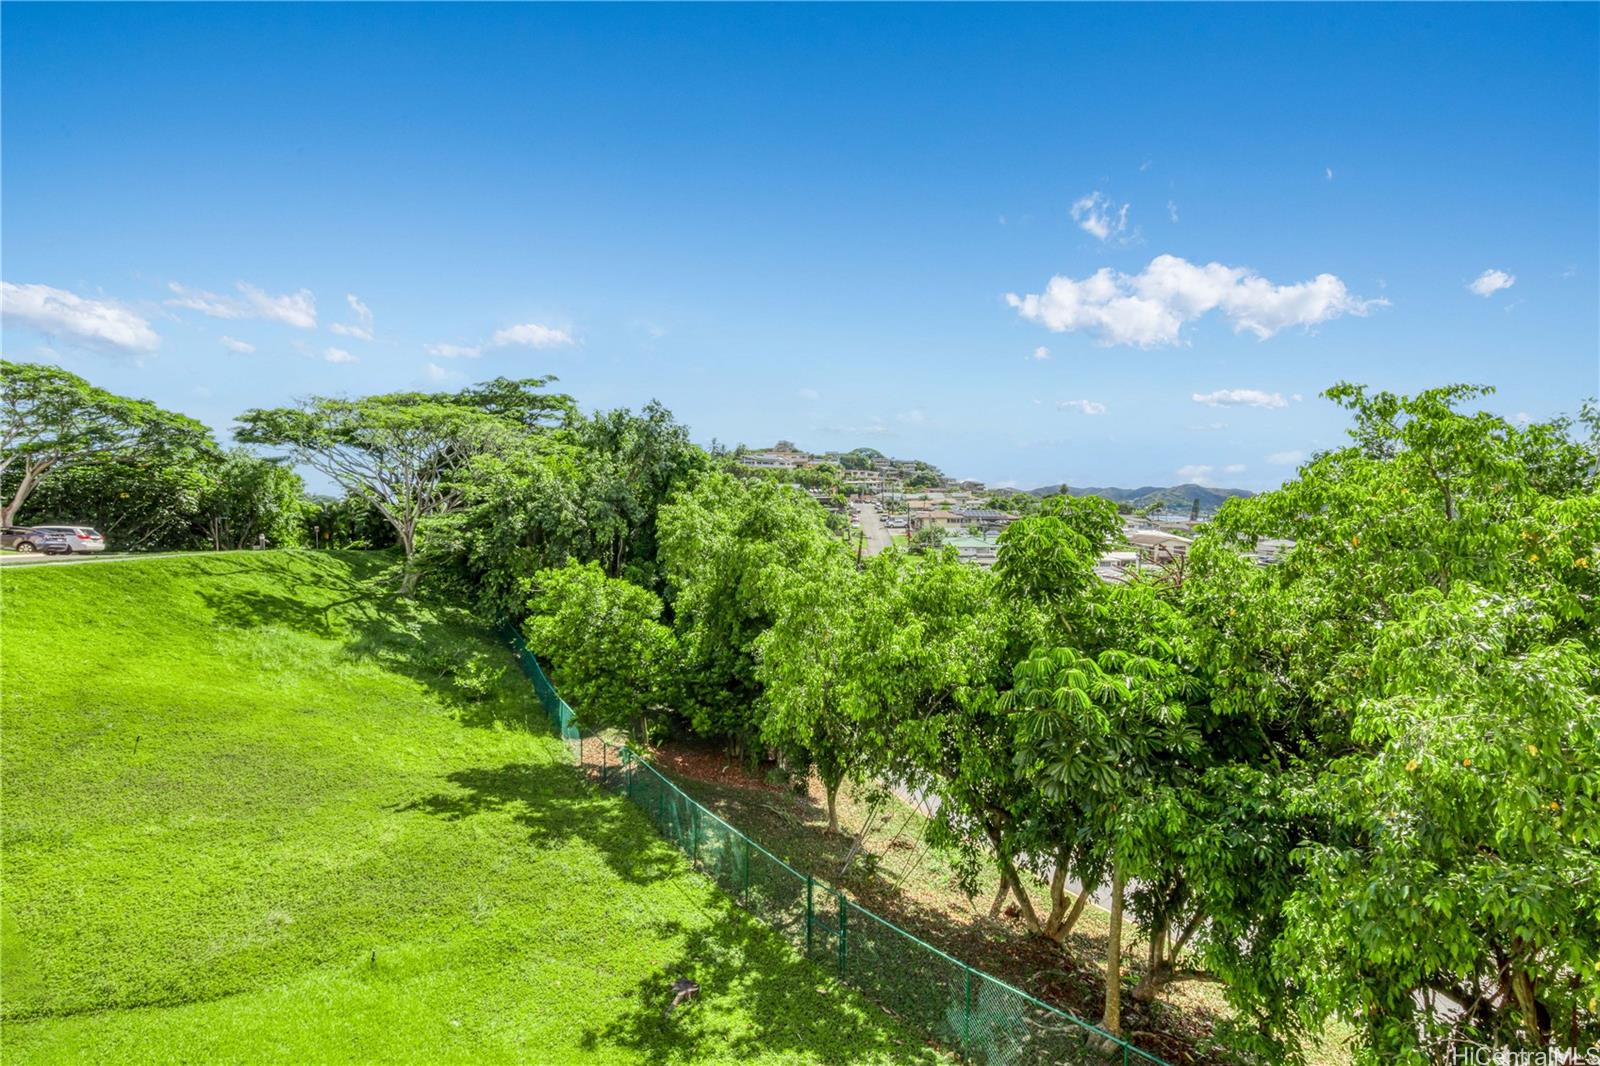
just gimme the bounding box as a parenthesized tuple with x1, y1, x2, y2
(237, 380, 565, 591)
(658, 472, 849, 750)
(1187, 383, 1600, 1060)
(1, 359, 214, 527)
(523, 560, 677, 743)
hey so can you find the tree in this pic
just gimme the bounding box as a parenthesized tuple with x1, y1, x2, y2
(1, 360, 213, 526)
(657, 471, 851, 753)
(237, 382, 562, 592)
(419, 401, 706, 620)
(303, 493, 399, 550)
(522, 560, 677, 743)
(756, 547, 866, 832)
(199, 449, 309, 549)
(16, 449, 213, 550)
(1186, 383, 1600, 1060)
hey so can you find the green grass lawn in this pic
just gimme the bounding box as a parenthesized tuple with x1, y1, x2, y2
(0, 551, 933, 1064)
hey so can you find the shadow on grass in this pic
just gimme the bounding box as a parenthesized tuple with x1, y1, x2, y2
(578, 917, 937, 1065)
(396, 761, 683, 886)
(193, 550, 531, 731)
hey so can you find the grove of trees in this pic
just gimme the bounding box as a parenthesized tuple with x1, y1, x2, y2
(4, 357, 1595, 1063)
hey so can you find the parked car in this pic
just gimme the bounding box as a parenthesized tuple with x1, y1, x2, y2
(25, 526, 107, 553)
(1, 526, 74, 555)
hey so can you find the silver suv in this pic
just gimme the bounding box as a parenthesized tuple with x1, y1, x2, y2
(22, 526, 106, 553)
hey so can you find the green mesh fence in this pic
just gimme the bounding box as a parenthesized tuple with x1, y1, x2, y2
(504, 627, 1169, 1066)
(504, 627, 581, 757)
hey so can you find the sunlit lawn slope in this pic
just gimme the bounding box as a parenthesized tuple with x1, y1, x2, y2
(0, 551, 931, 1064)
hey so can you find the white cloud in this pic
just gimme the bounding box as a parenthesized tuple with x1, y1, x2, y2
(424, 362, 460, 383)
(1007, 255, 1383, 348)
(1070, 192, 1130, 243)
(797, 387, 820, 400)
(1267, 449, 1306, 465)
(490, 323, 573, 349)
(1031, 346, 1050, 361)
(329, 294, 374, 340)
(1325, 167, 1334, 181)
(323, 347, 357, 364)
(1167, 201, 1179, 223)
(220, 336, 255, 354)
(1193, 388, 1289, 409)
(1468, 269, 1515, 297)
(1175, 464, 1216, 486)
(167, 282, 317, 328)
(1223, 463, 1247, 474)
(1291, 393, 1304, 402)
(1512, 412, 1532, 426)
(425, 343, 482, 359)
(1058, 399, 1107, 416)
(896, 409, 927, 425)
(1, 281, 160, 352)
(426, 320, 573, 359)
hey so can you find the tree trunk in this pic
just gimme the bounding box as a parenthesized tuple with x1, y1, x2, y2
(1134, 916, 1168, 1004)
(1047, 884, 1091, 944)
(1043, 849, 1090, 942)
(2, 462, 44, 527)
(824, 782, 839, 835)
(1509, 960, 1546, 1045)
(397, 524, 419, 595)
(988, 878, 1011, 918)
(1102, 863, 1126, 1036)
(999, 857, 1043, 933)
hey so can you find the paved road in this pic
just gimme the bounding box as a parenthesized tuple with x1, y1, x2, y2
(1, 551, 203, 568)
(852, 500, 894, 557)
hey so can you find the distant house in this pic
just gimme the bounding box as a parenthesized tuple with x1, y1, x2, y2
(943, 535, 1000, 568)
(843, 469, 886, 493)
(737, 451, 800, 470)
(1125, 528, 1192, 566)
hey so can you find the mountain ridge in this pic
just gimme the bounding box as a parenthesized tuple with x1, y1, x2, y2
(1024, 482, 1253, 512)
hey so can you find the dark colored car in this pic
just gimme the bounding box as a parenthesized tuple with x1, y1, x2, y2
(1, 526, 74, 554)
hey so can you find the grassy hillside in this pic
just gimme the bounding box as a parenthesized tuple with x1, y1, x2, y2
(0, 551, 930, 1064)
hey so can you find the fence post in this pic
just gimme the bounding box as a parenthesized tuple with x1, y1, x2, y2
(837, 894, 848, 976)
(689, 803, 699, 866)
(806, 876, 814, 957)
(740, 835, 751, 905)
(963, 965, 973, 1051)
(625, 749, 634, 802)
(601, 740, 607, 786)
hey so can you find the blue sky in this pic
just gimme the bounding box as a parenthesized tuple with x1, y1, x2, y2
(3, 3, 1596, 491)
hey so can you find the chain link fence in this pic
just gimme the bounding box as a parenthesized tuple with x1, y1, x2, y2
(505, 627, 1169, 1066)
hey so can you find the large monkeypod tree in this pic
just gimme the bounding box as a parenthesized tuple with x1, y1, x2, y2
(237, 379, 562, 593)
(1, 360, 213, 527)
